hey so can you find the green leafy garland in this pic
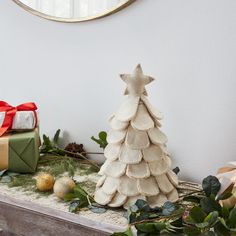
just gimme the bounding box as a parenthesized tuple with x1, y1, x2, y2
(111, 176, 236, 236)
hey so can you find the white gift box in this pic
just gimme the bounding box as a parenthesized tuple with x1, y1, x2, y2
(0, 111, 38, 130)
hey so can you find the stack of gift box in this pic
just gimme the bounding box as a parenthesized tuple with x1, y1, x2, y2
(0, 101, 40, 173)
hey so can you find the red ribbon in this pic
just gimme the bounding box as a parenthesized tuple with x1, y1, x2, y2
(0, 101, 38, 137)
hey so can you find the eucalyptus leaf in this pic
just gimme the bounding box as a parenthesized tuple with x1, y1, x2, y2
(128, 212, 138, 224)
(202, 175, 221, 197)
(130, 204, 139, 213)
(74, 184, 90, 198)
(218, 217, 229, 229)
(228, 207, 236, 228)
(214, 222, 230, 236)
(148, 213, 160, 219)
(64, 193, 77, 202)
(135, 222, 166, 233)
(204, 211, 219, 226)
(195, 221, 209, 229)
(123, 211, 128, 219)
(135, 199, 150, 212)
(162, 202, 176, 216)
(139, 212, 149, 221)
(221, 206, 230, 219)
(88, 205, 107, 214)
(112, 228, 133, 236)
(200, 197, 221, 214)
(183, 227, 201, 235)
(65, 183, 94, 212)
(69, 200, 80, 213)
(189, 206, 206, 223)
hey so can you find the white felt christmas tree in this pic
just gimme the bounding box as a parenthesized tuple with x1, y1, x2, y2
(94, 64, 179, 209)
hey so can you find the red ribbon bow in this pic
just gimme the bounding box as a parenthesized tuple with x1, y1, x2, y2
(0, 101, 38, 137)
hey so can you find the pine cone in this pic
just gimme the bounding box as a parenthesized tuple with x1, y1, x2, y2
(64, 142, 86, 158)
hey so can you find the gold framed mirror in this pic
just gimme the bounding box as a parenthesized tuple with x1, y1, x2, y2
(12, 0, 136, 23)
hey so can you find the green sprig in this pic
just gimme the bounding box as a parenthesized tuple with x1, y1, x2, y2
(112, 175, 236, 236)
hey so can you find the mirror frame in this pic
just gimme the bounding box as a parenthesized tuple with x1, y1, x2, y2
(12, 0, 136, 23)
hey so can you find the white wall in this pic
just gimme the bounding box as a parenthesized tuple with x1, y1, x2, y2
(0, 0, 236, 182)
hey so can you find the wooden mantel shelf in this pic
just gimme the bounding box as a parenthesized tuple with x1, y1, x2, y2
(0, 192, 126, 236)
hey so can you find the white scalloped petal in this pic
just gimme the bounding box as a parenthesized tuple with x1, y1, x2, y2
(103, 161, 127, 178)
(108, 192, 127, 208)
(119, 145, 142, 164)
(161, 145, 169, 155)
(123, 195, 146, 209)
(94, 188, 114, 205)
(137, 177, 160, 196)
(107, 129, 126, 144)
(143, 144, 163, 162)
(98, 160, 110, 175)
(96, 175, 106, 189)
(156, 174, 174, 194)
(148, 128, 168, 145)
(141, 96, 163, 120)
(131, 103, 154, 131)
(155, 119, 162, 128)
(127, 161, 150, 179)
(101, 176, 120, 195)
(167, 189, 179, 202)
(109, 115, 129, 131)
(147, 194, 168, 208)
(148, 156, 171, 176)
(118, 175, 139, 197)
(116, 96, 140, 122)
(126, 126, 150, 150)
(104, 143, 121, 161)
(167, 170, 179, 187)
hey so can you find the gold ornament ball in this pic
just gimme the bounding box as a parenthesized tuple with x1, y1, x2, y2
(53, 177, 76, 199)
(36, 173, 55, 192)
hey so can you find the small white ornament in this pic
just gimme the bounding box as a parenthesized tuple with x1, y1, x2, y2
(53, 177, 75, 199)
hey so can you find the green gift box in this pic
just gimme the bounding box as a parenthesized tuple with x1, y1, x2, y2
(0, 129, 40, 173)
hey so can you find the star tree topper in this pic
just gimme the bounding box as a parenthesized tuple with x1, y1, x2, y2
(120, 64, 155, 97)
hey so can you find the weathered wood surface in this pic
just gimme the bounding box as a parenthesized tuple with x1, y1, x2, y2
(0, 193, 124, 236)
(0, 181, 200, 236)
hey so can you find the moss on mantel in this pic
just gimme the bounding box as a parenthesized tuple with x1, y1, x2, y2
(2, 155, 98, 197)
